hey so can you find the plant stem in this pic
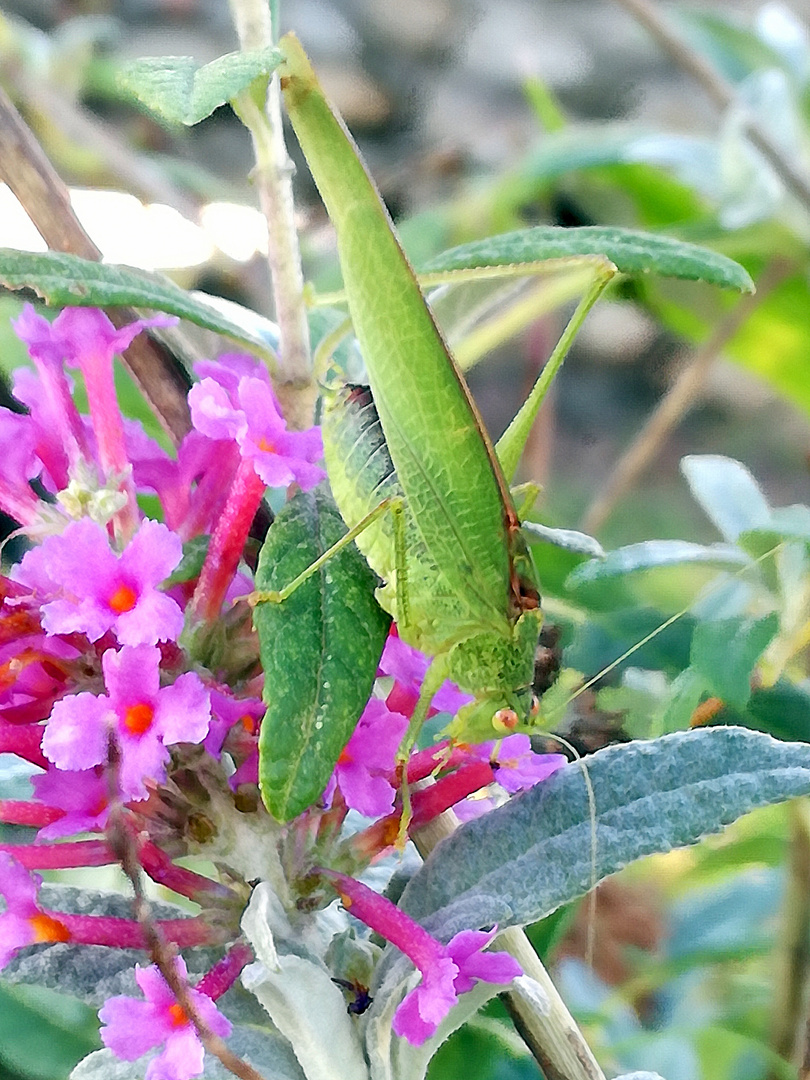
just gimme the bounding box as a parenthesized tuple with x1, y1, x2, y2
(580, 258, 792, 536)
(107, 785, 266, 1080)
(771, 800, 810, 1072)
(615, 0, 810, 212)
(228, 0, 314, 429)
(413, 803, 606, 1080)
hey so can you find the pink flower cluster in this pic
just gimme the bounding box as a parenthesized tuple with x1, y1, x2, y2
(0, 307, 567, 1067)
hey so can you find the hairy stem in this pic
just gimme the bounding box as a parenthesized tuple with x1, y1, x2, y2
(228, 0, 314, 427)
(771, 800, 810, 1073)
(106, 751, 266, 1080)
(413, 801, 606, 1080)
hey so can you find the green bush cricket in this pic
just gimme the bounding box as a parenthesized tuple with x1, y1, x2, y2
(252, 35, 754, 821)
(263, 34, 591, 757)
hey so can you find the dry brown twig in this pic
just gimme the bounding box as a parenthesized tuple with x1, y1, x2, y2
(0, 83, 193, 443)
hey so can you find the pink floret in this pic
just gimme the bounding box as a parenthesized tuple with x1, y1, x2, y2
(31, 766, 109, 839)
(188, 361, 324, 492)
(42, 644, 211, 800)
(10, 517, 184, 646)
(323, 697, 408, 817)
(100, 958, 231, 1080)
(471, 735, 567, 794)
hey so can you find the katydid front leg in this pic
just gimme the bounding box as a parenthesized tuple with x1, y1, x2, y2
(248, 495, 407, 608)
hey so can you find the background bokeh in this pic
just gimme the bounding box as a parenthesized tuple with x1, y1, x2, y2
(3, 2, 810, 1079)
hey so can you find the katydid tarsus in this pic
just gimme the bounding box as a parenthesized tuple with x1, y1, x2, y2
(253, 34, 617, 774)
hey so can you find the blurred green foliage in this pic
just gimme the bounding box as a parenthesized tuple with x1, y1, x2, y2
(4, 3, 810, 1080)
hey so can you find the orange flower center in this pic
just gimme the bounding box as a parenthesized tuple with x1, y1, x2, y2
(337, 748, 353, 766)
(167, 1002, 189, 1027)
(123, 702, 155, 736)
(108, 583, 138, 614)
(257, 436, 276, 453)
(28, 912, 71, 944)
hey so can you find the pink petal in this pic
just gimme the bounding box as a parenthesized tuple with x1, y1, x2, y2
(104, 646, 161, 705)
(391, 987, 437, 1045)
(147, 1028, 205, 1080)
(153, 673, 211, 746)
(99, 998, 166, 1059)
(122, 519, 184, 587)
(0, 912, 36, 968)
(43, 692, 111, 771)
(0, 854, 40, 910)
(117, 733, 171, 800)
(114, 590, 184, 647)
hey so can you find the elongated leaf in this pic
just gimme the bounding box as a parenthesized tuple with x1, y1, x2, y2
(0, 983, 98, 1080)
(681, 455, 771, 541)
(521, 521, 605, 558)
(243, 958, 367, 1080)
(420, 226, 754, 293)
(399, 728, 810, 939)
(566, 540, 750, 589)
(71, 1026, 306, 1080)
(254, 487, 390, 821)
(0, 251, 276, 363)
(120, 48, 283, 126)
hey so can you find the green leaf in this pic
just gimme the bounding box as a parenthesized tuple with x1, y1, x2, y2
(661, 667, 709, 732)
(737, 678, 810, 743)
(254, 487, 391, 821)
(0, 251, 277, 363)
(680, 455, 771, 542)
(0, 983, 98, 1080)
(694, 614, 779, 708)
(566, 540, 750, 589)
(738, 504, 810, 560)
(691, 614, 779, 710)
(399, 728, 810, 939)
(71, 1026, 307, 1080)
(420, 226, 754, 293)
(119, 48, 283, 125)
(521, 521, 605, 558)
(164, 535, 210, 586)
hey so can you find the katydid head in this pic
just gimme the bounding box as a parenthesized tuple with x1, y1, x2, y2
(444, 608, 542, 741)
